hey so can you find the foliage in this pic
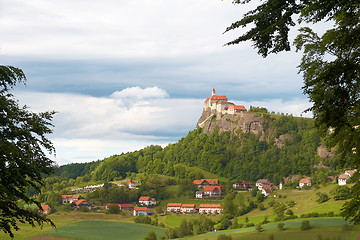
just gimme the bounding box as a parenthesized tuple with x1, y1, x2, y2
(301, 220, 311, 230)
(273, 202, 286, 221)
(255, 223, 263, 232)
(107, 204, 120, 214)
(165, 216, 214, 239)
(225, 0, 360, 222)
(0, 66, 56, 237)
(277, 222, 285, 231)
(143, 231, 157, 240)
(316, 192, 330, 204)
(89, 183, 138, 205)
(331, 185, 350, 200)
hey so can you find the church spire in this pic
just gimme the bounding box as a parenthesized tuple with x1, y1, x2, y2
(212, 88, 216, 96)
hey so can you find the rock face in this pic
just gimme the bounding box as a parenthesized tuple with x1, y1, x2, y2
(196, 110, 266, 138)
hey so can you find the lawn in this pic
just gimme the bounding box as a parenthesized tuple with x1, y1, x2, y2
(45, 221, 166, 240)
(188, 218, 358, 240)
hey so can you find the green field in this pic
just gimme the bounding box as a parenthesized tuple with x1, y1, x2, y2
(45, 221, 166, 240)
(188, 218, 359, 240)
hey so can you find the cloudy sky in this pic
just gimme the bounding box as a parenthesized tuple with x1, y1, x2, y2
(1, 0, 316, 165)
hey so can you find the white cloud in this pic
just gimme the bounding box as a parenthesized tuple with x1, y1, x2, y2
(0, 0, 247, 59)
(14, 87, 313, 164)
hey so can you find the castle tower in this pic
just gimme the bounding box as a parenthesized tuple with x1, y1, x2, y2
(212, 88, 216, 96)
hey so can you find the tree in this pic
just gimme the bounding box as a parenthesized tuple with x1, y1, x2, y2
(0, 66, 56, 237)
(300, 220, 311, 230)
(144, 231, 157, 240)
(331, 185, 350, 200)
(225, 0, 360, 222)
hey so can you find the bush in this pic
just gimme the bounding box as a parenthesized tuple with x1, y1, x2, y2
(107, 204, 120, 214)
(301, 220, 311, 230)
(287, 200, 295, 207)
(246, 223, 255, 227)
(316, 192, 329, 203)
(144, 231, 157, 240)
(255, 223, 263, 232)
(331, 185, 350, 200)
(277, 222, 285, 231)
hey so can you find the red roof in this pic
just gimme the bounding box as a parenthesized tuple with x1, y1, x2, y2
(139, 196, 151, 201)
(167, 203, 182, 207)
(299, 178, 310, 184)
(339, 174, 350, 180)
(204, 186, 221, 192)
(181, 204, 196, 208)
(228, 105, 247, 111)
(134, 207, 147, 211)
(199, 204, 221, 208)
(205, 95, 228, 102)
(62, 194, 80, 199)
(193, 180, 203, 185)
(75, 199, 88, 206)
(40, 204, 50, 211)
(119, 204, 134, 208)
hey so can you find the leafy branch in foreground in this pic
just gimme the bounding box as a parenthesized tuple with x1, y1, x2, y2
(225, 0, 359, 222)
(0, 65, 56, 237)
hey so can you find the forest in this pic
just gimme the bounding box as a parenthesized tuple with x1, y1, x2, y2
(55, 113, 341, 185)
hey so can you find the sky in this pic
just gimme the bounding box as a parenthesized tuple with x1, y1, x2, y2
(0, 0, 317, 165)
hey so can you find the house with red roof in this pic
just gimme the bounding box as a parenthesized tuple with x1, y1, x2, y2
(199, 204, 222, 214)
(233, 181, 252, 190)
(299, 178, 311, 188)
(139, 196, 156, 206)
(167, 203, 182, 213)
(181, 204, 196, 214)
(61, 195, 81, 204)
(39, 204, 51, 215)
(203, 186, 221, 197)
(73, 199, 91, 210)
(133, 207, 148, 216)
(128, 179, 137, 189)
(261, 184, 273, 197)
(193, 179, 219, 188)
(338, 174, 350, 185)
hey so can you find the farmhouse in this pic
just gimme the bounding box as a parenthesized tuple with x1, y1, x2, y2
(256, 179, 271, 190)
(139, 196, 156, 206)
(299, 178, 311, 188)
(133, 207, 148, 216)
(39, 204, 51, 215)
(61, 195, 81, 204)
(167, 203, 182, 213)
(203, 89, 246, 115)
(128, 179, 137, 189)
(74, 199, 91, 210)
(195, 191, 203, 199)
(261, 185, 272, 197)
(233, 181, 252, 190)
(203, 186, 221, 197)
(180, 204, 196, 214)
(199, 204, 222, 215)
(338, 174, 350, 185)
(193, 179, 219, 188)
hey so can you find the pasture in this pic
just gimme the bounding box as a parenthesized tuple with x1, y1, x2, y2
(45, 221, 166, 240)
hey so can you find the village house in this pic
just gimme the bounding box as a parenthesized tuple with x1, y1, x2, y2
(133, 207, 147, 216)
(180, 204, 196, 214)
(299, 178, 311, 188)
(139, 196, 156, 206)
(128, 179, 137, 189)
(198, 204, 222, 215)
(256, 179, 271, 191)
(338, 174, 350, 185)
(233, 181, 252, 190)
(61, 195, 81, 204)
(195, 191, 203, 199)
(71, 184, 104, 194)
(73, 199, 91, 210)
(345, 169, 357, 177)
(119, 204, 135, 210)
(261, 185, 272, 197)
(39, 204, 51, 215)
(203, 186, 221, 197)
(203, 89, 246, 115)
(193, 178, 219, 188)
(167, 203, 182, 213)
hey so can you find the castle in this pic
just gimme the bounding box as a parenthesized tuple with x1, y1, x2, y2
(203, 89, 247, 115)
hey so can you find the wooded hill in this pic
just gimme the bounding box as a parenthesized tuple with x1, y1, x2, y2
(56, 111, 341, 184)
